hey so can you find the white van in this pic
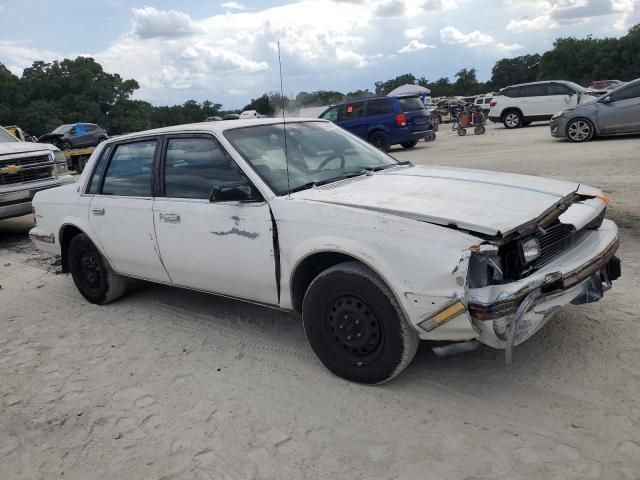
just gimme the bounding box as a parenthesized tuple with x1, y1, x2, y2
(488, 81, 596, 129)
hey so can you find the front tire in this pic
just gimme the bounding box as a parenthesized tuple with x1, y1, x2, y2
(566, 118, 595, 142)
(302, 262, 419, 384)
(69, 234, 126, 304)
(60, 140, 73, 151)
(503, 111, 522, 129)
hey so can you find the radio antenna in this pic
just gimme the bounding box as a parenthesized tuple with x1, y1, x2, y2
(277, 41, 290, 197)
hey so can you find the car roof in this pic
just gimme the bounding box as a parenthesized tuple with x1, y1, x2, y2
(104, 118, 329, 143)
(502, 80, 571, 88)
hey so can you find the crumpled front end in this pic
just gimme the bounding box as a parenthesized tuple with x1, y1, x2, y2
(464, 192, 620, 351)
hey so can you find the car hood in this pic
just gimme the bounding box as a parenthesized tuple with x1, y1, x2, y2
(0, 141, 56, 157)
(294, 165, 580, 237)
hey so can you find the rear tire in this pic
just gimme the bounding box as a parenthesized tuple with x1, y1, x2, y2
(302, 261, 419, 384)
(400, 140, 418, 149)
(369, 131, 391, 152)
(457, 128, 467, 136)
(69, 234, 126, 305)
(503, 111, 522, 129)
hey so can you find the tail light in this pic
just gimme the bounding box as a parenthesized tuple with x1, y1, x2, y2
(395, 113, 407, 126)
(489, 100, 497, 107)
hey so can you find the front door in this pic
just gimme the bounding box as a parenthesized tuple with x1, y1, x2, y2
(89, 138, 171, 283)
(598, 82, 640, 134)
(152, 135, 277, 304)
(338, 102, 368, 139)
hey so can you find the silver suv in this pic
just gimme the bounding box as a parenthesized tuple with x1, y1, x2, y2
(0, 126, 74, 221)
(489, 80, 596, 129)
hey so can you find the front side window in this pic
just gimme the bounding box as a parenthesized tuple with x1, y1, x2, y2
(164, 137, 246, 199)
(101, 140, 156, 197)
(547, 83, 572, 95)
(611, 83, 640, 102)
(502, 87, 521, 98)
(225, 121, 398, 195)
(320, 107, 338, 122)
(366, 99, 394, 116)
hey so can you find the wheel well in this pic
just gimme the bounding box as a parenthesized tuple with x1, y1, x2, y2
(368, 128, 388, 140)
(290, 252, 361, 314)
(501, 108, 523, 121)
(59, 224, 84, 273)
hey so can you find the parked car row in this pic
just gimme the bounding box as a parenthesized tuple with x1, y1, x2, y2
(38, 123, 109, 150)
(488, 78, 640, 142)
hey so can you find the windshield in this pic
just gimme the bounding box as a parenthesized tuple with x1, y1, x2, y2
(52, 125, 73, 134)
(225, 121, 399, 195)
(0, 127, 18, 142)
(564, 81, 589, 94)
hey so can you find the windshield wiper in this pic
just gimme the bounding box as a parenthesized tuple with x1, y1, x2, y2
(361, 160, 414, 172)
(288, 169, 371, 194)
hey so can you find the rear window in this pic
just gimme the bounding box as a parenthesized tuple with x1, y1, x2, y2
(397, 97, 424, 112)
(366, 99, 394, 116)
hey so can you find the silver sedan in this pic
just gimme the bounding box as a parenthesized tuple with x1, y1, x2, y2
(550, 78, 640, 142)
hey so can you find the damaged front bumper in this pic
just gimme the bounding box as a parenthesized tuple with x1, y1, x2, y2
(467, 219, 620, 350)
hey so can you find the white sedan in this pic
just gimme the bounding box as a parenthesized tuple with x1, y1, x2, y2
(30, 119, 621, 384)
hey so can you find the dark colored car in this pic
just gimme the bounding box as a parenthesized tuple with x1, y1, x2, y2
(319, 96, 435, 151)
(38, 123, 108, 150)
(223, 113, 240, 120)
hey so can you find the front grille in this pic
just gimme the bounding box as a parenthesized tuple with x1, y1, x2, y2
(0, 154, 54, 186)
(532, 222, 576, 269)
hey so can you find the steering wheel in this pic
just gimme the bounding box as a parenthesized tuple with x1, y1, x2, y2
(315, 154, 345, 172)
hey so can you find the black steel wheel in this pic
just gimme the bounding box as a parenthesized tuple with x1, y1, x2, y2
(302, 261, 419, 384)
(369, 131, 391, 152)
(60, 140, 73, 151)
(69, 233, 126, 304)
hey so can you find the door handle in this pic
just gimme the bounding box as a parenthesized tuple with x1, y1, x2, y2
(91, 208, 105, 216)
(159, 213, 180, 224)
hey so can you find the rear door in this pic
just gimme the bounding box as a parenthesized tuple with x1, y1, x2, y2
(397, 96, 429, 134)
(88, 138, 171, 282)
(363, 98, 395, 133)
(152, 135, 277, 303)
(598, 82, 640, 133)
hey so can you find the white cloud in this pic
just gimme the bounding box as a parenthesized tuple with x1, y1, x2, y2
(131, 6, 201, 39)
(506, 15, 557, 31)
(405, 27, 425, 39)
(440, 26, 523, 52)
(398, 40, 436, 52)
(221, 2, 246, 9)
(0, 41, 61, 74)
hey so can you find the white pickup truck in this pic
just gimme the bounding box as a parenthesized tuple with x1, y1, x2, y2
(0, 126, 74, 221)
(29, 119, 621, 384)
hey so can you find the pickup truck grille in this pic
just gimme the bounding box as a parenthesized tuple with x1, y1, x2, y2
(0, 154, 54, 186)
(532, 222, 576, 269)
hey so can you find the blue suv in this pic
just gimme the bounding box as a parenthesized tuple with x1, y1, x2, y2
(319, 95, 435, 152)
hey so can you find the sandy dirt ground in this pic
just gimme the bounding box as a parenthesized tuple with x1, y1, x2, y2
(1, 123, 639, 480)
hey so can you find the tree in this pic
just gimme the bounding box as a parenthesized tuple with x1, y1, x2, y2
(243, 94, 274, 116)
(374, 73, 417, 95)
(491, 54, 541, 90)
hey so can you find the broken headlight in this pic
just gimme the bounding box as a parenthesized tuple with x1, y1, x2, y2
(468, 250, 504, 288)
(521, 238, 541, 264)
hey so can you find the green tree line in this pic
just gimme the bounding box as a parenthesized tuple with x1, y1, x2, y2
(1, 25, 638, 136)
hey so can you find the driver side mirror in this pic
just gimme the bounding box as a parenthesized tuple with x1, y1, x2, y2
(209, 183, 261, 203)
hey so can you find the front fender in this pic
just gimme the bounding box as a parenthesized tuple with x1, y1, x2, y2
(272, 197, 483, 341)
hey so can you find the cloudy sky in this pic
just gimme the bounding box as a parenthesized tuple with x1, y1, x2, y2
(0, 0, 638, 108)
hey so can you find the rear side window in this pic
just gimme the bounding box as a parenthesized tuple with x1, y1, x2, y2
(339, 103, 365, 120)
(163, 137, 246, 199)
(611, 83, 640, 102)
(397, 97, 424, 112)
(101, 141, 156, 197)
(502, 87, 521, 97)
(547, 83, 572, 95)
(366, 99, 394, 116)
(86, 145, 111, 194)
